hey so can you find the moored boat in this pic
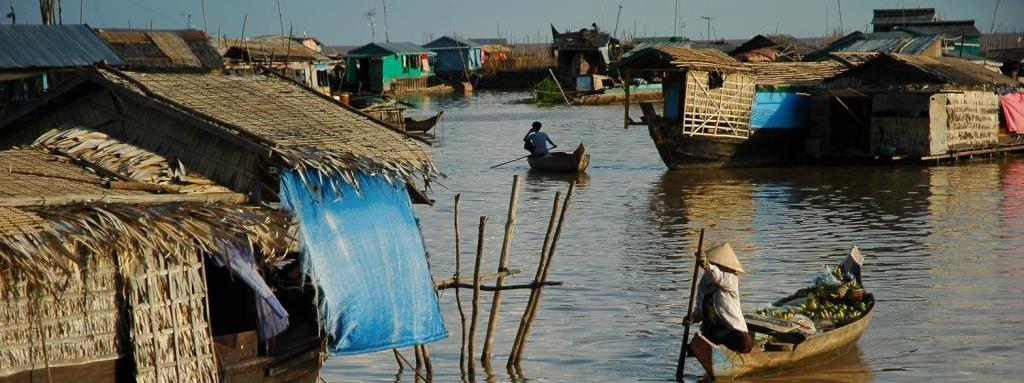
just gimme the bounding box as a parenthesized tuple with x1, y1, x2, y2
(527, 143, 590, 173)
(404, 110, 444, 133)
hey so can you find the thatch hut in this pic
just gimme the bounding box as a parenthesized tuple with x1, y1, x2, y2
(220, 36, 334, 94)
(94, 29, 224, 71)
(0, 60, 446, 378)
(819, 53, 1021, 159)
(0, 138, 288, 382)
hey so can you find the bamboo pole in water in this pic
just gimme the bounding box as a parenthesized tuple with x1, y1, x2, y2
(508, 182, 575, 366)
(482, 176, 522, 370)
(508, 191, 562, 369)
(453, 194, 468, 377)
(467, 216, 487, 380)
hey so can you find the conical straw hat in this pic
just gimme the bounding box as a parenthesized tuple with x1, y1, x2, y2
(707, 243, 745, 274)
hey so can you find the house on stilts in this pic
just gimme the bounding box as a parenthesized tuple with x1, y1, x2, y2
(0, 29, 446, 381)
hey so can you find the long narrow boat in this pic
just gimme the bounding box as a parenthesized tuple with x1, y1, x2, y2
(403, 111, 444, 133)
(527, 143, 591, 173)
(689, 296, 875, 379)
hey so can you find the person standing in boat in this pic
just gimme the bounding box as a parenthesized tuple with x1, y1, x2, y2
(523, 121, 557, 157)
(686, 243, 754, 353)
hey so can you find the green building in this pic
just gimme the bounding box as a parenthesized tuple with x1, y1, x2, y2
(345, 42, 436, 93)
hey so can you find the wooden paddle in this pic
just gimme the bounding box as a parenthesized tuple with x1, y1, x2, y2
(490, 155, 530, 169)
(675, 228, 705, 382)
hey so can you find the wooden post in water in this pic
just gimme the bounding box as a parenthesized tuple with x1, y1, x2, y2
(508, 182, 575, 366)
(675, 228, 705, 382)
(453, 194, 468, 376)
(414, 345, 424, 382)
(481, 176, 522, 370)
(508, 191, 562, 369)
(624, 69, 632, 129)
(467, 216, 487, 381)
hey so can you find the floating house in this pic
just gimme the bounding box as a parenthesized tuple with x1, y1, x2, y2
(746, 61, 851, 132)
(729, 34, 815, 62)
(0, 61, 444, 381)
(0, 24, 124, 115)
(221, 35, 334, 94)
(95, 28, 224, 71)
(344, 42, 436, 93)
(817, 53, 1020, 159)
(551, 24, 619, 87)
(871, 8, 981, 57)
(616, 46, 771, 167)
(423, 35, 482, 78)
(804, 30, 943, 61)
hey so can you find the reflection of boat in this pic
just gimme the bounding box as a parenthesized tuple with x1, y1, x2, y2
(403, 111, 444, 133)
(527, 144, 590, 173)
(690, 294, 875, 379)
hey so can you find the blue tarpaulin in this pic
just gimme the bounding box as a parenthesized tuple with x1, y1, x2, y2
(280, 170, 447, 355)
(751, 91, 810, 129)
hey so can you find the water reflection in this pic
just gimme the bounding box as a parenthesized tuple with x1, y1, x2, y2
(326, 91, 1024, 382)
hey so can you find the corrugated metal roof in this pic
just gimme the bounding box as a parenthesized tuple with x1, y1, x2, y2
(347, 42, 433, 57)
(0, 24, 125, 69)
(424, 36, 481, 49)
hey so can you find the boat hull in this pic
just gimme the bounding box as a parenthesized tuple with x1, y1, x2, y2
(403, 111, 443, 133)
(690, 304, 874, 379)
(527, 144, 590, 173)
(647, 122, 805, 168)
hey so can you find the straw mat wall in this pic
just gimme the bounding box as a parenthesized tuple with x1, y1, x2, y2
(124, 250, 216, 383)
(945, 91, 1000, 150)
(0, 247, 123, 376)
(682, 71, 756, 138)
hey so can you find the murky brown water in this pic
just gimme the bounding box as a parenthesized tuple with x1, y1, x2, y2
(325, 91, 1024, 382)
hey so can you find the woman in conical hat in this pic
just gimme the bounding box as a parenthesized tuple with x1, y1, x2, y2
(687, 243, 753, 353)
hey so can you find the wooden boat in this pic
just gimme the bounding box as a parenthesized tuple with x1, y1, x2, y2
(527, 143, 590, 173)
(403, 110, 444, 133)
(689, 296, 875, 379)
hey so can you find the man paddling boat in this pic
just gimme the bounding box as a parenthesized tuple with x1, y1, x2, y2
(523, 121, 557, 157)
(685, 243, 754, 353)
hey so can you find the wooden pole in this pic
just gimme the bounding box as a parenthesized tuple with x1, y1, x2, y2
(624, 69, 632, 129)
(508, 191, 562, 369)
(453, 194, 468, 377)
(420, 344, 433, 382)
(509, 182, 575, 366)
(414, 345, 424, 382)
(547, 68, 572, 106)
(481, 176, 522, 370)
(467, 216, 487, 380)
(675, 228, 705, 382)
(393, 349, 405, 373)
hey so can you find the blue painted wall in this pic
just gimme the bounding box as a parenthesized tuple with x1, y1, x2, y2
(751, 90, 810, 129)
(433, 48, 482, 73)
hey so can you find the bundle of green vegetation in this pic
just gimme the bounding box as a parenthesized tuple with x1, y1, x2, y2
(534, 78, 565, 106)
(758, 265, 871, 329)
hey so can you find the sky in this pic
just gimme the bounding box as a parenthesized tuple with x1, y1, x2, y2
(5, 0, 1024, 45)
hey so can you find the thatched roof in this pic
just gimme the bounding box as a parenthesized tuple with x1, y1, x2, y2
(729, 34, 815, 61)
(746, 61, 851, 87)
(826, 53, 1019, 92)
(615, 46, 750, 74)
(95, 28, 224, 71)
(223, 35, 331, 62)
(34, 126, 231, 194)
(0, 147, 288, 288)
(93, 67, 436, 184)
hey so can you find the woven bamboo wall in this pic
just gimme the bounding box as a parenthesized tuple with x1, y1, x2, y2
(945, 91, 1000, 151)
(28, 90, 263, 196)
(125, 251, 217, 383)
(0, 254, 123, 376)
(388, 77, 430, 93)
(682, 71, 756, 138)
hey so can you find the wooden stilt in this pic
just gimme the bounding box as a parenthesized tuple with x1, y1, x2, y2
(467, 216, 487, 381)
(624, 69, 632, 129)
(420, 344, 433, 382)
(453, 194, 468, 377)
(482, 176, 522, 370)
(509, 182, 575, 366)
(414, 345, 424, 383)
(508, 191, 562, 369)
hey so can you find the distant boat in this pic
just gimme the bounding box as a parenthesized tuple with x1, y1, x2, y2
(527, 143, 590, 173)
(403, 111, 444, 133)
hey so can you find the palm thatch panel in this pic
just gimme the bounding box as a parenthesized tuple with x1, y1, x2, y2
(125, 250, 217, 383)
(0, 148, 148, 201)
(34, 126, 232, 194)
(0, 254, 123, 376)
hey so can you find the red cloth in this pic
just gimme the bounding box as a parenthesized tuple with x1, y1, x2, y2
(1002, 92, 1024, 134)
